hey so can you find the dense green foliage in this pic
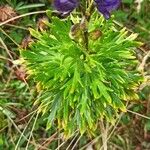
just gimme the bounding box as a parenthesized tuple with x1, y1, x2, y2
(21, 13, 142, 135)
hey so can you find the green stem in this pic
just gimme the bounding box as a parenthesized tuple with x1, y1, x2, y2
(83, 0, 94, 51)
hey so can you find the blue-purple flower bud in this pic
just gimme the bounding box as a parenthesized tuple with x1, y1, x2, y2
(54, 0, 78, 13)
(95, 0, 121, 19)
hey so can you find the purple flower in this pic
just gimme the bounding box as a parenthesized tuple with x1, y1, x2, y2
(54, 0, 78, 13)
(95, 0, 121, 19)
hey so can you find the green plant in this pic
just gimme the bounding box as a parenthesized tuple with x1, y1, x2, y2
(21, 9, 142, 136)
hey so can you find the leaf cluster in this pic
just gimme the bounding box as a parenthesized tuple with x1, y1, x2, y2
(21, 14, 142, 135)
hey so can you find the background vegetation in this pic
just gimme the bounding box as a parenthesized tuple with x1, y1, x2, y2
(0, 0, 149, 149)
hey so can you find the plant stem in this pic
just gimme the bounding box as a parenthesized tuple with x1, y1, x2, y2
(0, 10, 46, 26)
(100, 120, 108, 150)
(80, 16, 89, 51)
(83, 0, 94, 51)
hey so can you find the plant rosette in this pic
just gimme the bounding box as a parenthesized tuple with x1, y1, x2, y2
(20, 0, 143, 135)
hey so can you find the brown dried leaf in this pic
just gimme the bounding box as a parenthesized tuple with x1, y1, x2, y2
(0, 5, 17, 22)
(14, 67, 27, 82)
(20, 35, 34, 49)
(90, 29, 102, 41)
(37, 17, 48, 31)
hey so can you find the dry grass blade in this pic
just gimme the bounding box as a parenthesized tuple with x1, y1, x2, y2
(0, 37, 14, 60)
(127, 109, 150, 120)
(71, 134, 82, 150)
(138, 51, 150, 72)
(0, 10, 46, 26)
(15, 111, 36, 150)
(66, 132, 79, 150)
(0, 28, 19, 46)
(25, 112, 39, 150)
(55, 130, 79, 150)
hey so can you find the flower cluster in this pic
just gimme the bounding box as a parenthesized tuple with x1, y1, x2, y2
(54, 0, 121, 19)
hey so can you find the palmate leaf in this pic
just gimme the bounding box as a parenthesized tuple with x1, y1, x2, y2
(21, 15, 142, 135)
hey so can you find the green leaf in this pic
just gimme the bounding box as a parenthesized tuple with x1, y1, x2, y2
(111, 93, 126, 112)
(63, 99, 69, 125)
(98, 81, 112, 103)
(16, 3, 45, 10)
(46, 93, 61, 129)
